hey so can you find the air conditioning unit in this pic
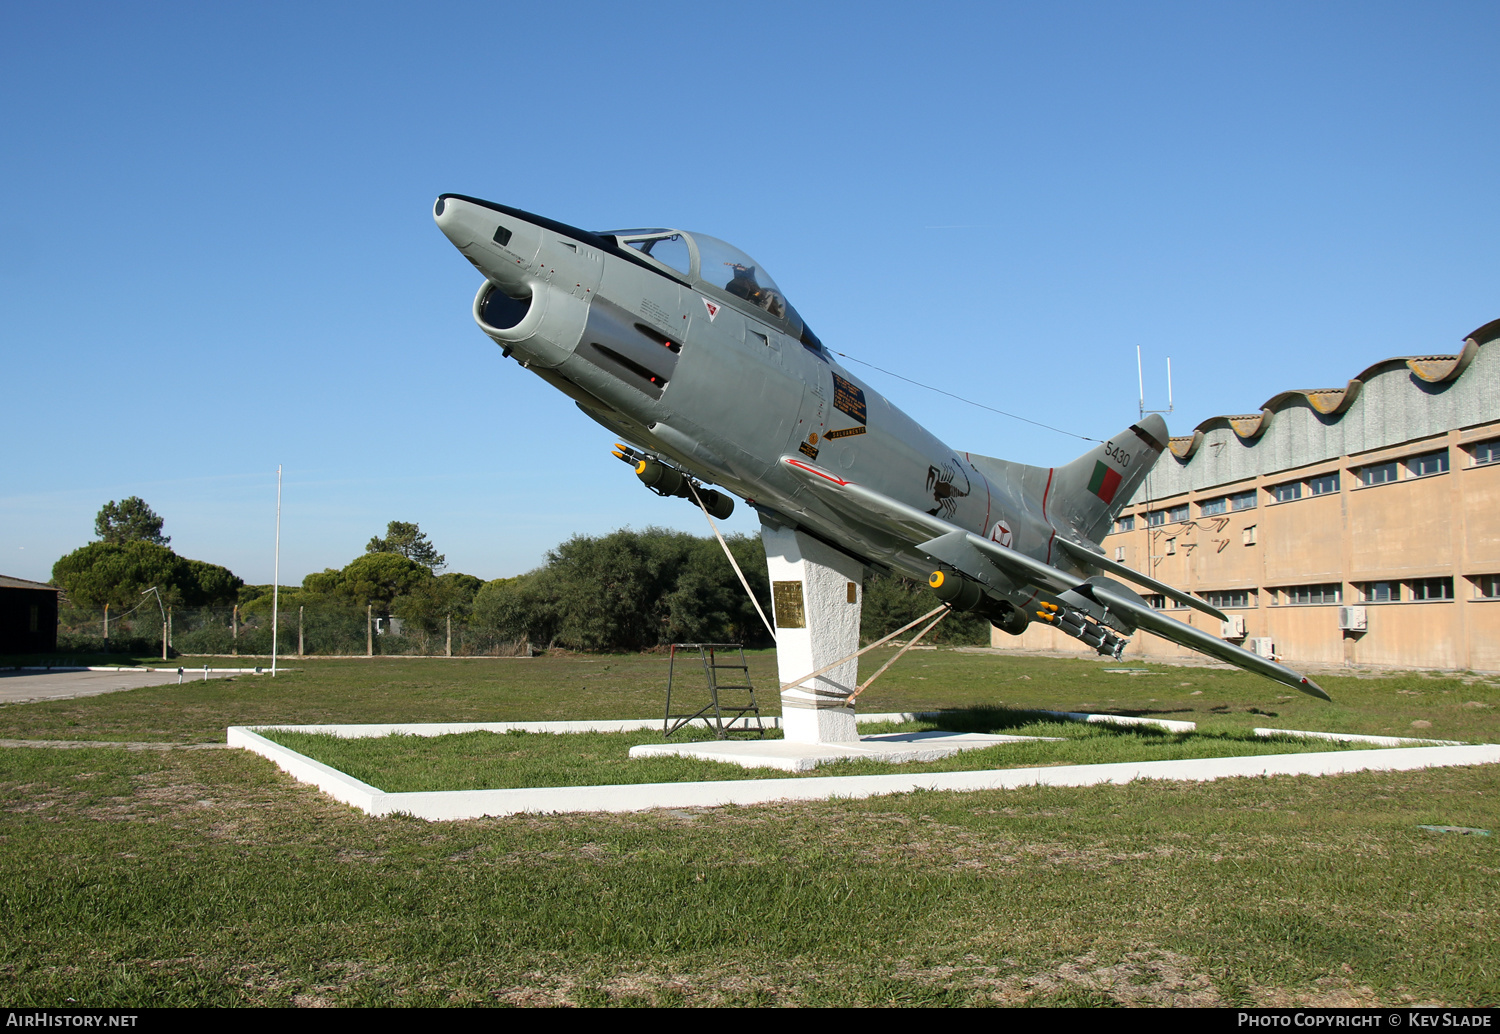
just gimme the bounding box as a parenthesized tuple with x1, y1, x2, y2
(1221, 615, 1246, 639)
(1249, 637, 1275, 658)
(1338, 606, 1367, 631)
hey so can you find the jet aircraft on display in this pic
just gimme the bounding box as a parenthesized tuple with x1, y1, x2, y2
(433, 194, 1329, 699)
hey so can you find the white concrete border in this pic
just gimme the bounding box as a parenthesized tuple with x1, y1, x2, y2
(1253, 727, 1465, 747)
(228, 722, 1500, 822)
(242, 712, 939, 739)
(1036, 710, 1197, 733)
(227, 727, 382, 811)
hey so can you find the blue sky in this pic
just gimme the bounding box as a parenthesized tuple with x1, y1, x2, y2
(3, 1, 1497, 585)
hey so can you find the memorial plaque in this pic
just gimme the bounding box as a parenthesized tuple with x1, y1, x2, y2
(772, 580, 806, 628)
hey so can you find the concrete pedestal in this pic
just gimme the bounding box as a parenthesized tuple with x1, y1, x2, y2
(761, 520, 864, 744)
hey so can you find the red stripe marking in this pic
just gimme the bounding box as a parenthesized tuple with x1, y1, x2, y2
(784, 457, 851, 486)
(1040, 467, 1057, 562)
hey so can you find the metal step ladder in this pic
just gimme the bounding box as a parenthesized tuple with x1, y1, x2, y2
(663, 643, 765, 739)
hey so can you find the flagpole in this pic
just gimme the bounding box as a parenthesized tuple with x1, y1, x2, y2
(272, 464, 282, 677)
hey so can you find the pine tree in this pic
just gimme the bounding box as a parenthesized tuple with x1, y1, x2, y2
(365, 521, 446, 572)
(94, 497, 169, 546)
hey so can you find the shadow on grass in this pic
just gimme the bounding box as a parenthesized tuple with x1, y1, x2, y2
(915, 706, 1183, 737)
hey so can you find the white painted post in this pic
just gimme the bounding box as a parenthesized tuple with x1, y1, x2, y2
(759, 519, 864, 744)
(272, 464, 282, 677)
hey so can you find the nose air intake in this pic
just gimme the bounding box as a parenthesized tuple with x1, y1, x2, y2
(476, 283, 532, 331)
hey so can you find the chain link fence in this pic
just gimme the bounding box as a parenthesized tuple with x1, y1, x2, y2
(56, 603, 530, 658)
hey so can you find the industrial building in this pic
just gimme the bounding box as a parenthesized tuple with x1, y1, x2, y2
(993, 319, 1500, 671)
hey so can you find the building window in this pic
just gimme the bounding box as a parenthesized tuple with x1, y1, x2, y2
(1280, 583, 1342, 605)
(1166, 504, 1189, 523)
(1116, 515, 1135, 533)
(1242, 525, 1257, 545)
(1410, 577, 1453, 601)
(1472, 440, 1500, 466)
(1408, 450, 1449, 478)
(1473, 574, 1500, 598)
(1360, 581, 1399, 603)
(1147, 510, 1166, 527)
(1200, 497, 1227, 516)
(1230, 490, 1257, 511)
(1272, 481, 1302, 503)
(1114, 546, 1126, 561)
(1201, 589, 1254, 609)
(1310, 472, 1340, 495)
(1360, 461, 1398, 486)
(1144, 594, 1167, 609)
(1165, 537, 1177, 555)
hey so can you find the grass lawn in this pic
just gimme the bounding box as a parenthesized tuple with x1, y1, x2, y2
(259, 718, 1391, 792)
(3, 647, 1497, 745)
(1, 649, 1497, 1006)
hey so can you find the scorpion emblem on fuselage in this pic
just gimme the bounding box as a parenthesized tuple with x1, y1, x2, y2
(925, 460, 972, 519)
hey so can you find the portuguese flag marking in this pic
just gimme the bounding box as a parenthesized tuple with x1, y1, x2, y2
(1087, 461, 1122, 504)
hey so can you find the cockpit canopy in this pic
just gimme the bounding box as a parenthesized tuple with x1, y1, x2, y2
(604, 229, 788, 323)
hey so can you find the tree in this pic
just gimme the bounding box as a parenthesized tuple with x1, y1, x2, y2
(52, 542, 241, 609)
(464, 527, 774, 652)
(303, 552, 433, 613)
(471, 573, 559, 648)
(94, 497, 169, 546)
(365, 521, 445, 572)
(394, 572, 484, 634)
(860, 570, 990, 646)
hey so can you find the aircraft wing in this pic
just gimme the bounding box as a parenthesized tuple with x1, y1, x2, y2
(781, 457, 952, 543)
(1086, 581, 1329, 700)
(1052, 538, 1228, 622)
(782, 455, 1330, 699)
(783, 458, 1079, 592)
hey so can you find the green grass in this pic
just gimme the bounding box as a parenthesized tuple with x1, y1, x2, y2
(1, 647, 1496, 745)
(0, 649, 1497, 1006)
(0, 744, 1496, 1006)
(259, 716, 1389, 792)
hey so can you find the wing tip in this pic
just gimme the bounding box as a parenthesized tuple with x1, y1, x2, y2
(1298, 675, 1333, 701)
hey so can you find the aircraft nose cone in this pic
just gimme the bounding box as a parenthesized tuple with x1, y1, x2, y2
(433, 194, 478, 248)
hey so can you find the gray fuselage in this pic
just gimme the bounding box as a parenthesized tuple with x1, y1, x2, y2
(433, 194, 1062, 590)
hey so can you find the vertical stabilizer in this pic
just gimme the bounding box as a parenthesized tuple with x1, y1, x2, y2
(1048, 414, 1167, 544)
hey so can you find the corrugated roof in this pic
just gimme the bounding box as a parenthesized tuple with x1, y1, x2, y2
(1165, 318, 1499, 462)
(0, 575, 60, 592)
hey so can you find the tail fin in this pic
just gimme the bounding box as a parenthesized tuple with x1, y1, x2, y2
(1048, 414, 1167, 544)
